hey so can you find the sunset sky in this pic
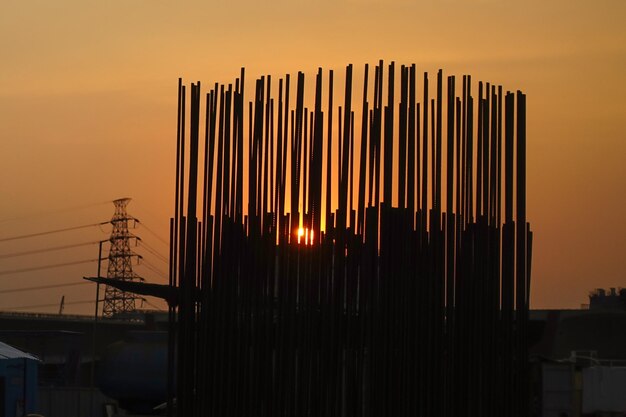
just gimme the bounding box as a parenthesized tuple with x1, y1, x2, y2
(1, 0, 624, 313)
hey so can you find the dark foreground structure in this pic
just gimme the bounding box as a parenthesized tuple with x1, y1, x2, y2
(168, 62, 532, 417)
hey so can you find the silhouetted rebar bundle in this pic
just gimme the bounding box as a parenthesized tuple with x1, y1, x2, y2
(168, 62, 532, 417)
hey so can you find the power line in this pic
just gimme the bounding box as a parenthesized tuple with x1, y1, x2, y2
(137, 258, 169, 280)
(0, 240, 102, 259)
(0, 281, 91, 294)
(0, 201, 110, 224)
(0, 259, 99, 276)
(4, 299, 94, 311)
(135, 220, 169, 247)
(0, 222, 108, 243)
(141, 298, 166, 312)
(136, 239, 168, 264)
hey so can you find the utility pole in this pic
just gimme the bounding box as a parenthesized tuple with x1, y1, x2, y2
(90, 239, 105, 417)
(102, 198, 143, 318)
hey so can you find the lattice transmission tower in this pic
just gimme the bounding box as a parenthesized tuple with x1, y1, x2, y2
(102, 198, 143, 318)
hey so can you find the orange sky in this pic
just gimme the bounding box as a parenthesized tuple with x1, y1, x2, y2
(0, 0, 625, 313)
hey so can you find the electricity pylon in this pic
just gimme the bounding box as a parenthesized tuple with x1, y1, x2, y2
(102, 198, 143, 318)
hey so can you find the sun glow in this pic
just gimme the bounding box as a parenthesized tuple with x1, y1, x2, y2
(296, 227, 314, 245)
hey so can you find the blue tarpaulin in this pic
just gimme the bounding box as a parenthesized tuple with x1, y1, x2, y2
(0, 341, 39, 417)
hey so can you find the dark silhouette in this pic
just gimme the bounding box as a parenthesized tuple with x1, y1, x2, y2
(165, 62, 531, 417)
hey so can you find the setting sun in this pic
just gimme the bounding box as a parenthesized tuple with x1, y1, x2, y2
(296, 227, 314, 245)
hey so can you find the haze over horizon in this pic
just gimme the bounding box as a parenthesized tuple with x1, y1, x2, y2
(1, 0, 625, 314)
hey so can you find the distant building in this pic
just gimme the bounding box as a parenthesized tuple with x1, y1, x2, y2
(0, 341, 39, 417)
(0, 310, 166, 417)
(530, 287, 626, 417)
(588, 287, 626, 311)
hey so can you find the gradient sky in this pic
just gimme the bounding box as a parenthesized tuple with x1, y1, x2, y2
(1, 0, 625, 314)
